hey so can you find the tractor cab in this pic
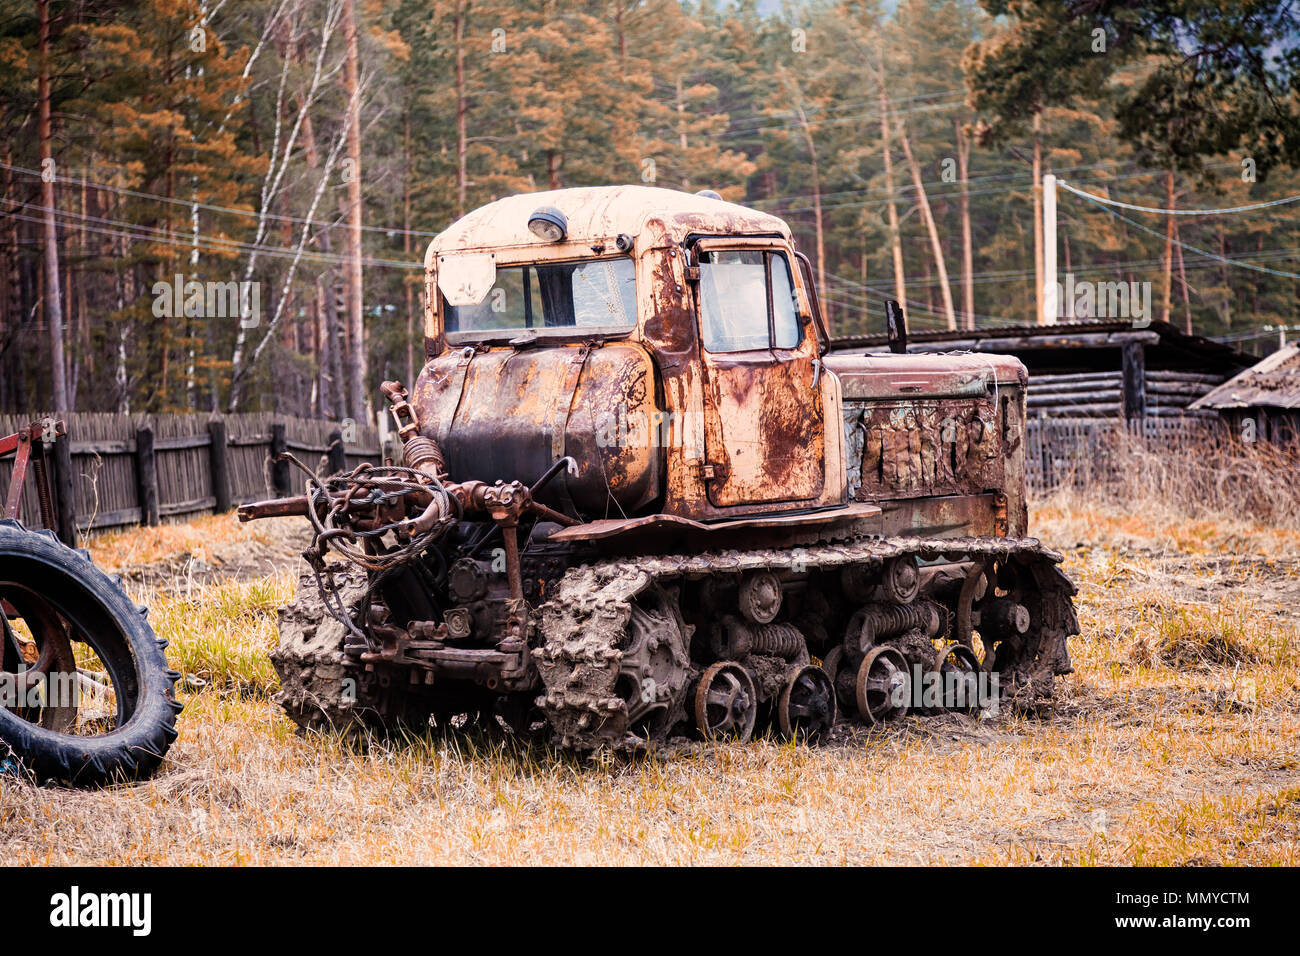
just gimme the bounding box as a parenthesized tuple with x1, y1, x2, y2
(417, 185, 846, 525)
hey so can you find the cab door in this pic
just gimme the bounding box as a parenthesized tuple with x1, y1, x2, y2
(692, 239, 825, 508)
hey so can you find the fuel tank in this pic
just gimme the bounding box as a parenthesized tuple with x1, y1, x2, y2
(412, 342, 663, 517)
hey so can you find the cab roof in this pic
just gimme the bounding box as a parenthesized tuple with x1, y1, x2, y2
(426, 185, 791, 260)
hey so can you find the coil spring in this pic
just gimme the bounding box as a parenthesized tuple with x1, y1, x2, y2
(850, 600, 943, 653)
(749, 621, 805, 659)
(402, 435, 447, 478)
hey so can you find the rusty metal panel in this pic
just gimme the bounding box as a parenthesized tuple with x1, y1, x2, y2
(825, 352, 1027, 395)
(850, 398, 1003, 501)
(702, 353, 826, 506)
(545, 501, 881, 543)
(412, 342, 662, 516)
(692, 238, 827, 508)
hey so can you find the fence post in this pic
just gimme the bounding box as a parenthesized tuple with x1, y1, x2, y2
(327, 428, 347, 475)
(270, 422, 290, 497)
(1121, 340, 1146, 424)
(52, 430, 77, 546)
(208, 418, 231, 513)
(135, 423, 159, 526)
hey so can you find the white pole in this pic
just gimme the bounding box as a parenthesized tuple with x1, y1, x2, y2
(1042, 173, 1057, 325)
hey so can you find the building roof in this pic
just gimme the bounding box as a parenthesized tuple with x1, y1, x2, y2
(1190, 344, 1300, 410)
(830, 319, 1251, 376)
(426, 185, 788, 259)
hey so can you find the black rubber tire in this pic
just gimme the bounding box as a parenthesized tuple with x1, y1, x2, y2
(0, 519, 181, 785)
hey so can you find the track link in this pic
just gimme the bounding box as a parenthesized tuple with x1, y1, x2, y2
(272, 570, 427, 739)
(535, 535, 1078, 751)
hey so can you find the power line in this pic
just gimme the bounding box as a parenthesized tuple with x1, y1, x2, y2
(750, 159, 1135, 210)
(711, 95, 967, 141)
(0, 161, 443, 239)
(1058, 179, 1300, 216)
(774, 163, 1245, 216)
(709, 87, 966, 128)
(838, 245, 1300, 290)
(1067, 190, 1300, 280)
(0, 203, 420, 271)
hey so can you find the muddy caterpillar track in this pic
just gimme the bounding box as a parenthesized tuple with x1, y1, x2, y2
(273, 569, 427, 739)
(536, 535, 1077, 751)
(271, 537, 1077, 751)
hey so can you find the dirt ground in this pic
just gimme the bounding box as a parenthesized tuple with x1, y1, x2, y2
(1, 505, 1297, 865)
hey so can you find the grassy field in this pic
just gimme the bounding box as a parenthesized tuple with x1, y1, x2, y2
(1, 499, 1297, 865)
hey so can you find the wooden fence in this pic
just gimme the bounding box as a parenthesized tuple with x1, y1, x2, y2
(0, 412, 382, 543)
(1026, 415, 1225, 493)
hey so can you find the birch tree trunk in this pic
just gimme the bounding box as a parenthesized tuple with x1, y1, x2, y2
(877, 78, 907, 312)
(793, 101, 829, 333)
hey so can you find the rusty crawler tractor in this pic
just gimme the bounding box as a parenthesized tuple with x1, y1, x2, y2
(241, 186, 1079, 751)
(1, 421, 182, 785)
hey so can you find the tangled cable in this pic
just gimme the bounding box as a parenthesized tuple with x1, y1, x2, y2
(276, 455, 463, 653)
(281, 455, 461, 572)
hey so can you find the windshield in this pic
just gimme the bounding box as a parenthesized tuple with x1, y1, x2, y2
(445, 257, 637, 337)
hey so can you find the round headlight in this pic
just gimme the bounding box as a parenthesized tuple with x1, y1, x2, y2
(528, 206, 568, 242)
(695, 189, 723, 201)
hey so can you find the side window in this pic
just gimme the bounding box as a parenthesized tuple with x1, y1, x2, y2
(771, 254, 799, 348)
(698, 248, 804, 354)
(699, 250, 770, 352)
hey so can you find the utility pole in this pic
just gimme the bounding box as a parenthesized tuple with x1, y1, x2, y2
(1032, 110, 1044, 325)
(1042, 172, 1057, 325)
(341, 0, 366, 420)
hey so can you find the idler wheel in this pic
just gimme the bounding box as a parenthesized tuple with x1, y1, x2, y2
(693, 661, 758, 743)
(855, 645, 911, 723)
(777, 664, 836, 743)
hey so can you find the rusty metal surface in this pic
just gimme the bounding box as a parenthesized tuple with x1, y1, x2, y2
(701, 349, 827, 507)
(1, 419, 65, 526)
(825, 352, 1027, 395)
(545, 501, 881, 542)
(411, 341, 662, 517)
(1190, 344, 1300, 410)
(415, 188, 848, 523)
(824, 354, 1027, 535)
(851, 398, 1005, 501)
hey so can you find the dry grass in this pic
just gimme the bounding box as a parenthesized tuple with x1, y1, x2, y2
(2, 487, 1298, 865)
(1045, 429, 1300, 534)
(84, 512, 281, 573)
